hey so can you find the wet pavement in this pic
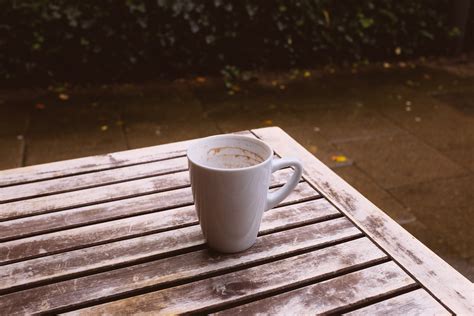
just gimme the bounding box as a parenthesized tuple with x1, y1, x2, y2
(1, 61, 473, 281)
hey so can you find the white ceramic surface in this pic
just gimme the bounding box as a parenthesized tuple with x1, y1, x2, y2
(187, 134, 303, 253)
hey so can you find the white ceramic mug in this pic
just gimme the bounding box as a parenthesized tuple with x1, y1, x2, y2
(187, 134, 303, 253)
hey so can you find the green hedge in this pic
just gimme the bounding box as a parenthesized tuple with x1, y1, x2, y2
(0, 0, 452, 84)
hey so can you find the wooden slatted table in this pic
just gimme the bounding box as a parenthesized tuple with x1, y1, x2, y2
(0, 127, 472, 315)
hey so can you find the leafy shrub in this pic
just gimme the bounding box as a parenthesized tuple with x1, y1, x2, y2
(0, 0, 452, 84)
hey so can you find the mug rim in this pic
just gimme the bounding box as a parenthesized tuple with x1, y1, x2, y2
(187, 134, 273, 172)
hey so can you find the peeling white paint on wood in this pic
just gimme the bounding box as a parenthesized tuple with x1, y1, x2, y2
(1, 218, 359, 315)
(345, 289, 450, 316)
(0, 157, 188, 202)
(0, 182, 319, 264)
(218, 262, 417, 315)
(67, 238, 387, 316)
(0, 185, 324, 292)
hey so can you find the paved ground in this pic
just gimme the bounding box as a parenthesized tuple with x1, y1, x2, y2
(1, 60, 473, 280)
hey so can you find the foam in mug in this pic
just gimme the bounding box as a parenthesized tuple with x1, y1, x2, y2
(187, 134, 303, 253)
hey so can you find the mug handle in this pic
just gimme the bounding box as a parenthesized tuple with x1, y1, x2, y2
(266, 158, 303, 211)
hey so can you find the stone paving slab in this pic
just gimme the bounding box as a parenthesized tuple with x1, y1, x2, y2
(0, 103, 30, 137)
(389, 174, 474, 279)
(0, 136, 23, 170)
(25, 102, 127, 165)
(25, 129, 127, 166)
(124, 120, 220, 149)
(333, 165, 416, 225)
(377, 94, 474, 152)
(295, 105, 403, 143)
(335, 133, 467, 189)
(282, 125, 353, 168)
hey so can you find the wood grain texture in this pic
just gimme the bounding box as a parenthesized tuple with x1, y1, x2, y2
(345, 289, 450, 316)
(252, 126, 474, 314)
(218, 262, 417, 315)
(0, 184, 320, 265)
(0, 185, 323, 292)
(0, 140, 187, 187)
(0, 166, 296, 222)
(0, 218, 360, 315)
(0, 157, 188, 203)
(0, 176, 314, 243)
(0, 171, 190, 220)
(66, 238, 386, 316)
(0, 187, 193, 241)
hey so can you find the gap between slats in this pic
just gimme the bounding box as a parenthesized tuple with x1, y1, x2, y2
(1, 153, 284, 204)
(0, 156, 189, 203)
(0, 196, 337, 293)
(343, 288, 451, 315)
(0, 162, 293, 222)
(0, 186, 322, 265)
(0, 152, 187, 189)
(61, 238, 393, 316)
(212, 262, 419, 316)
(2, 229, 366, 315)
(0, 172, 310, 242)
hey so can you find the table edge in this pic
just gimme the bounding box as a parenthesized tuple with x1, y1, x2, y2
(252, 126, 473, 314)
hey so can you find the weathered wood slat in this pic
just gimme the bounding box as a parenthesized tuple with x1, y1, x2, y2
(217, 262, 417, 315)
(66, 238, 388, 316)
(0, 218, 360, 315)
(0, 140, 188, 187)
(0, 157, 188, 203)
(0, 166, 297, 221)
(0, 187, 322, 265)
(0, 172, 311, 242)
(0, 186, 324, 291)
(253, 126, 474, 315)
(0, 171, 189, 221)
(0, 187, 193, 241)
(0, 131, 254, 187)
(345, 289, 450, 316)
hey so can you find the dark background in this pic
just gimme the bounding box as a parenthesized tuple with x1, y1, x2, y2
(1, 0, 472, 86)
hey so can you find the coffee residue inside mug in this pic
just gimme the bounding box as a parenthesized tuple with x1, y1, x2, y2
(207, 146, 264, 168)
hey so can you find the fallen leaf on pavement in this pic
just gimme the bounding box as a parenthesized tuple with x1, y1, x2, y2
(195, 76, 206, 83)
(263, 119, 273, 125)
(35, 103, 46, 110)
(331, 155, 348, 163)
